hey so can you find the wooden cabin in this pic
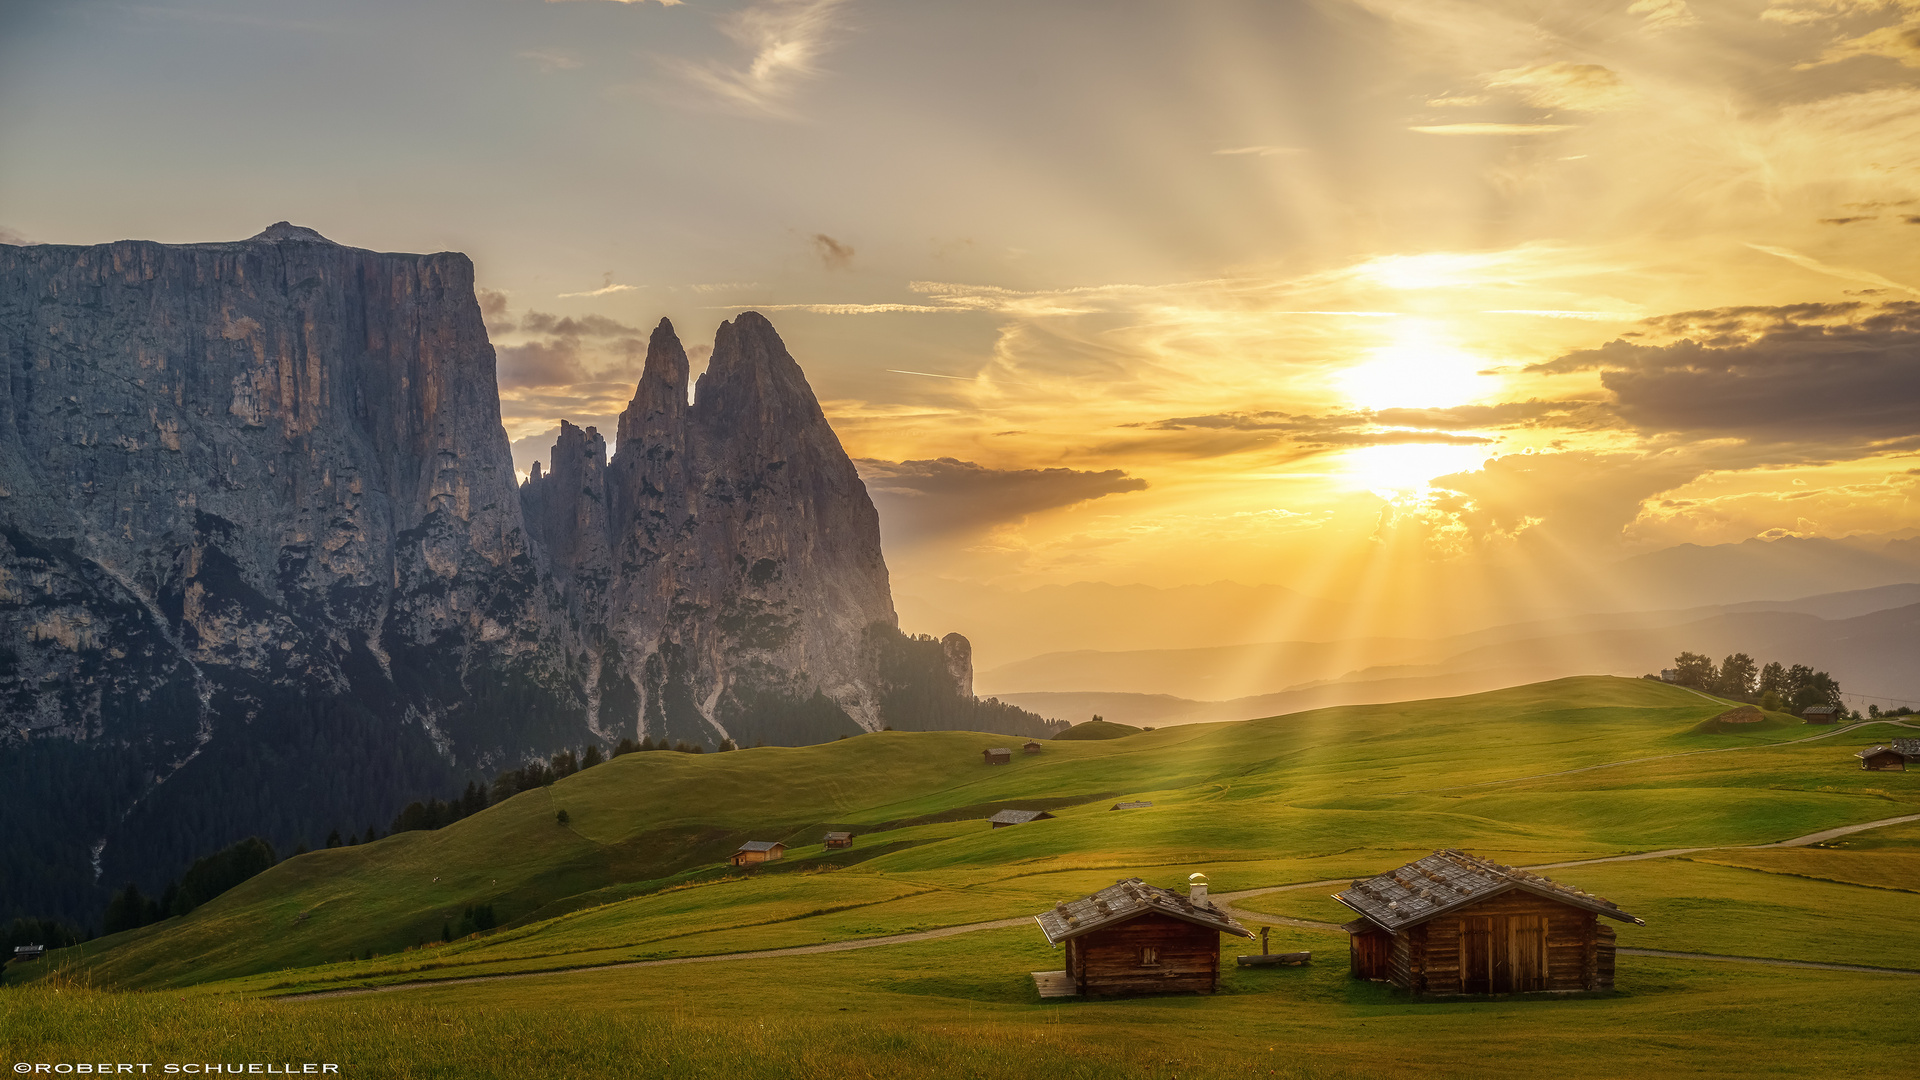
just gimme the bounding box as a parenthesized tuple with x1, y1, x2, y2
(1030, 874, 1252, 997)
(989, 809, 1055, 828)
(1335, 850, 1643, 996)
(729, 841, 785, 866)
(1024, 740, 1044, 754)
(824, 831, 854, 848)
(1856, 745, 1908, 771)
(1111, 801, 1153, 811)
(1803, 706, 1839, 724)
(13, 945, 45, 961)
(983, 747, 1012, 765)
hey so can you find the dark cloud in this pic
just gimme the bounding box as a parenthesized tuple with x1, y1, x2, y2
(496, 339, 591, 390)
(812, 233, 854, 271)
(1527, 301, 1920, 444)
(520, 311, 643, 337)
(1110, 401, 1594, 459)
(0, 226, 38, 246)
(855, 457, 1146, 544)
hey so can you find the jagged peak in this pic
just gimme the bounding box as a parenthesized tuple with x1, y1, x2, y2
(695, 311, 822, 420)
(247, 222, 334, 244)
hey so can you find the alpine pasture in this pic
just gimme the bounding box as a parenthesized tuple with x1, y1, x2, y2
(6, 676, 1917, 1079)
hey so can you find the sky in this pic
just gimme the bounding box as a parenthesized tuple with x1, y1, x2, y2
(4, 0, 1919, 639)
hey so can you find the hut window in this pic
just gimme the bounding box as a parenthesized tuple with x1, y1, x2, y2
(1139, 946, 1160, 967)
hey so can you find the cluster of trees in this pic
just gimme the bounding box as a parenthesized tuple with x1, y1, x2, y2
(102, 836, 278, 935)
(443, 903, 497, 941)
(1663, 652, 1847, 715)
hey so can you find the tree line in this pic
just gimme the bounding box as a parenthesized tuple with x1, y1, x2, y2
(1658, 651, 1849, 717)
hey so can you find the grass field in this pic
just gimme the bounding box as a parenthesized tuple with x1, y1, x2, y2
(5, 677, 1917, 1078)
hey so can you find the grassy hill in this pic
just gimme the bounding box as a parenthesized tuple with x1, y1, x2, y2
(9, 675, 1919, 1079)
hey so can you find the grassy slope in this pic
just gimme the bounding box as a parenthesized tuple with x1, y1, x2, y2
(30, 676, 1920, 995)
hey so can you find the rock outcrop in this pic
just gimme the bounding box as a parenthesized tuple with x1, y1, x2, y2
(0, 225, 1053, 924)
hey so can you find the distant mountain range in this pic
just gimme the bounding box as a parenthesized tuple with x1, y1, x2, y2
(906, 535, 1920, 671)
(987, 584, 1920, 728)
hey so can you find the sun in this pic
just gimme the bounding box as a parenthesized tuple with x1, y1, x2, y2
(1340, 442, 1490, 495)
(1335, 322, 1490, 411)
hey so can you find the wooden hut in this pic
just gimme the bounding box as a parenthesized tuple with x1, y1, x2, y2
(1111, 801, 1153, 811)
(1803, 706, 1839, 724)
(824, 831, 854, 849)
(13, 945, 45, 961)
(989, 809, 1055, 828)
(983, 747, 1012, 765)
(1030, 874, 1252, 997)
(1857, 745, 1908, 771)
(729, 841, 785, 866)
(1024, 740, 1044, 754)
(1334, 850, 1643, 996)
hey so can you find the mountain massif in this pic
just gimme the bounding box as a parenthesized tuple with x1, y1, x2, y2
(0, 224, 1047, 925)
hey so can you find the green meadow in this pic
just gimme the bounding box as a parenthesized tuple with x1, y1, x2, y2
(5, 676, 1917, 1078)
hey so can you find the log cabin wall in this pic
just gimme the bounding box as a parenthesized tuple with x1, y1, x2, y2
(1383, 892, 1611, 995)
(1072, 913, 1223, 995)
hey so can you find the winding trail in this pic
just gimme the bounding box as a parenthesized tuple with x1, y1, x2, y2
(275, 812, 1920, 1002)
(1387, 717, 1920, 797)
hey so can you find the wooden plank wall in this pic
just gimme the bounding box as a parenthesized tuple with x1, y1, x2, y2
(1389, 893, 1608, 995)
(1073, 913, 1222, 996)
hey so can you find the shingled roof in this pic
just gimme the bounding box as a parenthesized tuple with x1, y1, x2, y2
(1033, 878, 1252, 945)
(1334, 850, 1644, 933)
(1857, 745, 1904, 759)
(1892, 738, 1920, 756)
(735, 841, 784, 853)
(989, 809, 1055, 825)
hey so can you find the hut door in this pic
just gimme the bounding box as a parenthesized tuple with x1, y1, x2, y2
(1463, 916, 1493, 994)
(1509, 914, 1546, 992)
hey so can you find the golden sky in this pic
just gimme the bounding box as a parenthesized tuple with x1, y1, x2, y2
(6, 0, 1918, 624)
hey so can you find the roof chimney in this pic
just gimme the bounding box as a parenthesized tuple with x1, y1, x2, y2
(1188, 872, 1209, 905)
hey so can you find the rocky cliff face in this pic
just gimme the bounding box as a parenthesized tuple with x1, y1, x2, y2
(1, 225, 1051, 924)
(520, 314, 900, 749)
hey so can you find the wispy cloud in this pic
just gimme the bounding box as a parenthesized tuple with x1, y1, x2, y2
(559, 274, 641, 299)
(1486, 62, 1632, 112)
(1213, 145, 1304, 157)
(1409, 123, 1577, 135)
(1748, 243, 1920, 296)
(667, 0, 850, 116)
(1628, 0, 1700, 31)
(518, 49, 585, 71)
(548, 0, 682, 6)
(812, 232, 854, 270)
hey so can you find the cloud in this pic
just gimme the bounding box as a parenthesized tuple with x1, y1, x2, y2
(1776, 1, 1920, 68)
(0, 227, 37, 246)
(667, 0, 848, 116)
(1213, 145, 1305, 157)
(1485, 62, 1632, 111)
(1409, 123, 1578, 135)
(521, 311, 643, 337)
(811, 232, 854, 270)
(1629, 0, 1700, 31)
(1528, 301, 1920, 446)
(559, 275, 641, 298)
(477, 288, 514, 333)
(518, 49, 585, 71)
(855, 458, 1147, 544)
(1747, 243, 1920, 296)
(548, 0, 681, 5)
(497, 339, 593, 391)
(1430, 450, 1704, 550)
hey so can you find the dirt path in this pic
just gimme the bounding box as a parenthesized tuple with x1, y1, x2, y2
(277, 812, 1920, 1002)
(1387, 717, 1917, 796)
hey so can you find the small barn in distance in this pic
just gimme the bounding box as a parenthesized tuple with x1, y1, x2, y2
(990, 809, 1055, 828)
(729, 841, 785, 867)
(1031, 874, 1252, 997)
(1857, 744, 1910, 771)
(1803, 706, 1839, 724)
(1336, 850, 1643, 996)
(1024, 740, 1043, 754)
(983, 747, 1012, 765)
(1111, 801, 1153, 811)
(824, 831, 854, 848)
